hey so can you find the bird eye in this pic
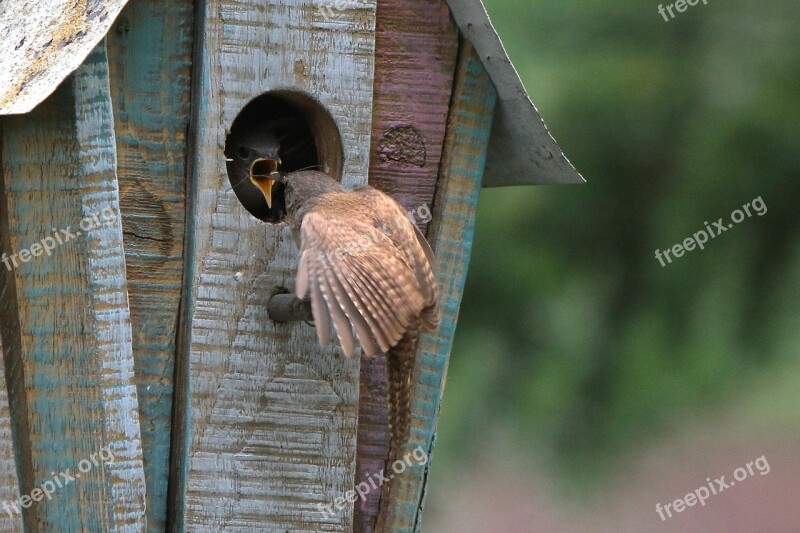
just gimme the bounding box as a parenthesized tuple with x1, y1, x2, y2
(238, 146, 251, 159)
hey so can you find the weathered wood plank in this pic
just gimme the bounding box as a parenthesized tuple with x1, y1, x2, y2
(170, 1, 377, 530)
(0, 167, 30, 532)
(0, 74, 39, 533)
(106, 2, 194, 530)
(357, 1, 458, 530)
(0, 337, 23, 533)
(367, 0, 459, 215)
(385, 41, 497, 531)
(0, 41, 147, 531)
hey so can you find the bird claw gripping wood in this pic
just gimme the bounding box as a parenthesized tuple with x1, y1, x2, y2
(289, 295, 315, 327)
(248, 169, 440, 522)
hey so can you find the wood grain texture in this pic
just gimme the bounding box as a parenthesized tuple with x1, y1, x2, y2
(367, 0, 459, 215)
(0, 41, 147, 531)
(170, 1, 376, 530)
(0, 155, 30, 532)
(106, 2, 194, 530)
(384, 41, 497, 531)
(357, 1, 458, 530)
(0, 338, 23, 533)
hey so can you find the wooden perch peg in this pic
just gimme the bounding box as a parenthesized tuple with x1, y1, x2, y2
(267, 293, 314, 323)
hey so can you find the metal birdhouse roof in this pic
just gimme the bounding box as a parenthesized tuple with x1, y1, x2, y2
(0, 0, 582, 186)
(445, 0, 584, 186)
(0, 0, 129, 115)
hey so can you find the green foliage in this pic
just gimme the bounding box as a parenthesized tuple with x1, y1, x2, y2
(438, 0, 800, 487)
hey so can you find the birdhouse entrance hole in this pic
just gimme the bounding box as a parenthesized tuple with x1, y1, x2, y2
(225, 91, 343, 223)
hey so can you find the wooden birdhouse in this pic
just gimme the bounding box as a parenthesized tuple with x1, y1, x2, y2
(0, 0, 581, 531)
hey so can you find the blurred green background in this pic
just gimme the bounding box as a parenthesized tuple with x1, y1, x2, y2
(426, 1, 800, 530)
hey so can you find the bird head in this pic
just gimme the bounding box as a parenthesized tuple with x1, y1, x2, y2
(227, 127, 283, 209)
(248, 157, 282, 210)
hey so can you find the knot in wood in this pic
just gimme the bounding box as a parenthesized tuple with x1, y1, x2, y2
(377, 126, 426, 167)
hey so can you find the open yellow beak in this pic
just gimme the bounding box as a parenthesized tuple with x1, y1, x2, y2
(249, 158, 281, 209)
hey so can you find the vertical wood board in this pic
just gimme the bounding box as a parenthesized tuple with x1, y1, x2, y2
(367, 0, 459, 214)
(0, 42, 147, 531)
(106, 1, 194, 530)
(357, 0, 459, 530)
(0, 139, 31, 532)
(0, 338, 23, 532)
(171, 1, 377, 530)
(386, 41, 496, 531)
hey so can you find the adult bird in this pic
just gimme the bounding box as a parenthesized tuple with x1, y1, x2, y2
(241, 162, 441, 453)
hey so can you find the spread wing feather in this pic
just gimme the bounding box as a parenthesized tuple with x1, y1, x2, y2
(410, 224, 440, 330)
(341, 258, 405, 348)
(296, 203, 434, 357)
(310, 259, 332, 347)
(356, 188, 440, 330)
(332, 263, 394, 352)
(317, 262, 355, 357)
(322, 257, 379, 356)
(296, 249, 310, 298)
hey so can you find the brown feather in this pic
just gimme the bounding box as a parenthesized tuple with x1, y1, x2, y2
(285, 171, 442, 529)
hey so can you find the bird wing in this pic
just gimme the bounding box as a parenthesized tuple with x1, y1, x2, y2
(296, 200, 436, 357)
(355, 187, 440, 331)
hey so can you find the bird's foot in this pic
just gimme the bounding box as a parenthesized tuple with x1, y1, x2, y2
(289, 296, 313, 323)
(267, 292, 313, 323)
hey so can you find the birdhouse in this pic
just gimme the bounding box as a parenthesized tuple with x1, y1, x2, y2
(0, 0, 581, 531)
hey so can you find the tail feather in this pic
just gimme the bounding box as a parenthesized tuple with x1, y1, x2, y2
(387, 324, 419, 452)
(376, 323, 420, 530)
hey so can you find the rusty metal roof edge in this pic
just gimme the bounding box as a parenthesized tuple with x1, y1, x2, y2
(445, 0, 585, 186)
(0, 1, 131, 115)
